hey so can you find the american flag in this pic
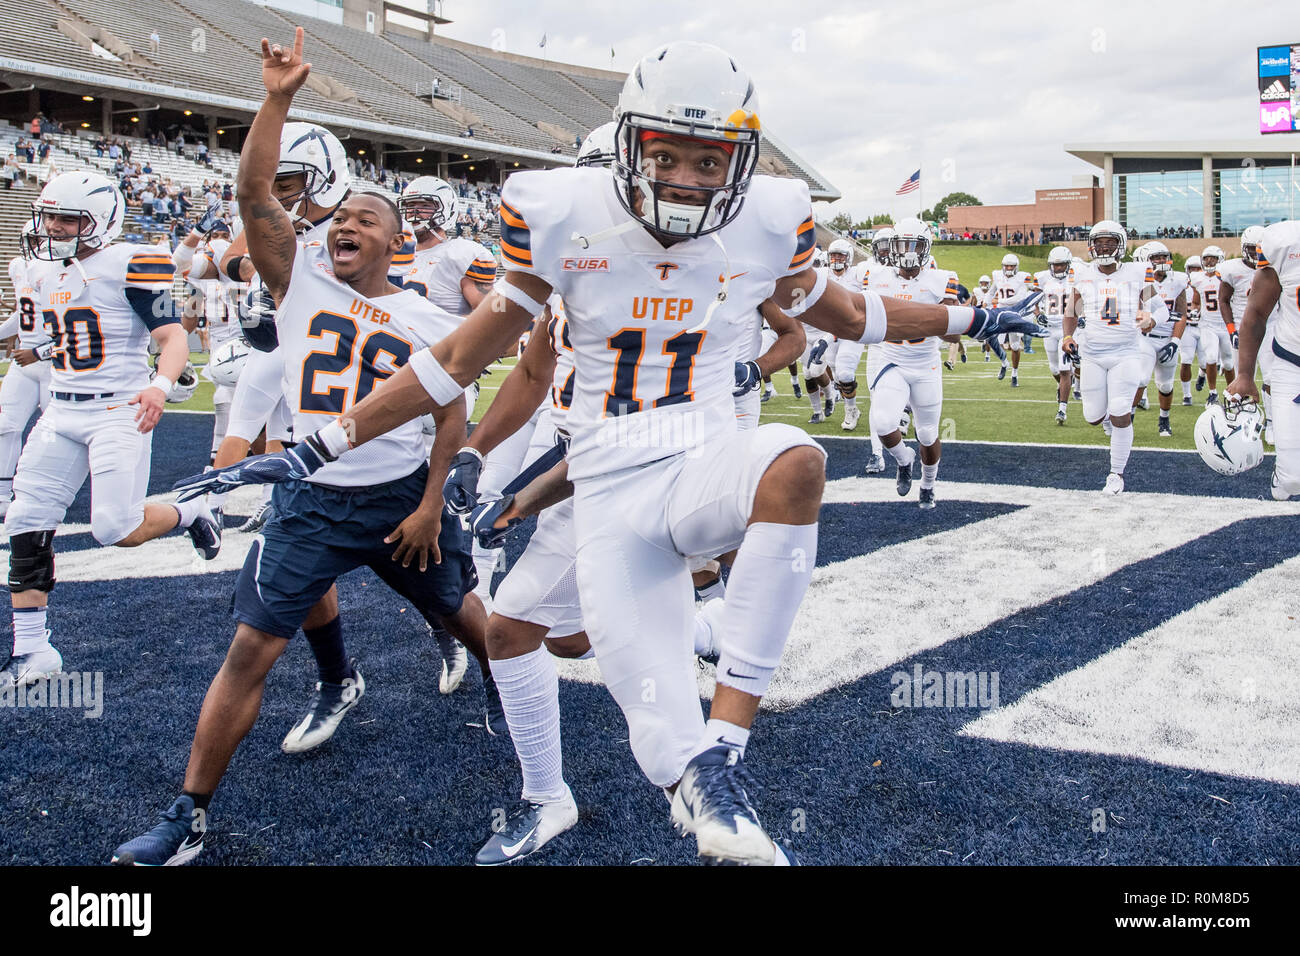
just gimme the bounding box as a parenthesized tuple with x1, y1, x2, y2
(895, 170, 920, 195)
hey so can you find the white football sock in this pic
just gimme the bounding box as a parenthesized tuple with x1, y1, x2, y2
(713, 521, 818, 702)
(13, 606, 49, 655)
(1058, 401, 1068, 413)
(172, 496, 209, 528)
(207, 490, 230, 511)
(489, 647, 567, 804)
(843, 394, 857, 408)
(808, 387, 821, 411)
(1110, 422, 1133, 475)
(870, 432, 883, 457)
(920, 462, 939, 490)
(697, 718, 750, 758)
(692, 613, 716, 657)
(1182, 380, 1192, 399)
(471, 545, 497, 610)
(1159, 409, 1170, 421)
(1263, 390, 1273, 423)
(1102, 419, 1113, 437)
(885, 441, 915, 468)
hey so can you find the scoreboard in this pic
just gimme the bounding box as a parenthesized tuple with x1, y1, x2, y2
(1258, 44, 1299, 134)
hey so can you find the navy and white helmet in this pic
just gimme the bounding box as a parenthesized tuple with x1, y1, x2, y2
(576, 121, 617, 169)
(30, 171, 124, 260)
(891, 218, 932, 271)
(1001, 252, 1019, 277)
(398, 175, 458, 235)
(1195, 399, 1265, 476)
(827, 238, 855, 272)
(1087, 220, 1127, 266)
(1047, 245, 1072, 279)
(1240, 225, 1265, 268)
(206, 338, 251, 387)
(613, 41, 762, 239)
(277, 122, 349, 224)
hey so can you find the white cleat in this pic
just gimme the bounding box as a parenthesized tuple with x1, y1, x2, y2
(1103, 473, 1125, 495)
(671, 745, 780, 866)
(0, 643, 63, 689)
(280, 661, 366, 754)
(474, 786, 579, 865)
(841, 404, 860, 431)
(1265, 424, 1274, 447)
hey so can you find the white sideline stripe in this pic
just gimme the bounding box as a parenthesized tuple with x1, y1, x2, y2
(960, 553, 1300, 787)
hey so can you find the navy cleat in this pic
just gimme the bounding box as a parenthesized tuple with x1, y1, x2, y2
(998, 365, 1007, 381)
(1195, 371, 1206, 392)
(670, 745, 781, 865)
(475, 787, 579, 866)
(238, 501, 272, 533)
(1055, 408, 1067, 426)
(896, 459, 914, 497)
(428, 622, 468, 694)
(482, 670, 509, 737)
(824, 396, 834, 418)
(185, 504, 221, 560)
(1182, 395, 1193, 406)
(112, 796, 204, 866)
(1073, 385, 1082, 400)
(1158, 417, 1173, 438)
(1206, 391, 1218, 407)
(960, 350, 967, 363)
(791, 382, 802, 399)
(918, 487, 936, 509)
(808, 410, 824, 424)
(281, 660, 365, 753)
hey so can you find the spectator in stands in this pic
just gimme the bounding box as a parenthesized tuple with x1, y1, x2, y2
(173, 132, 185, 156)
(29, 116, 41, 140)
(108, 141, 121, 161)
(197, 142, 210, 166)
(222, 182, 232, 203)
(1, 155, 18, 190)
(149, 30, 161, 55)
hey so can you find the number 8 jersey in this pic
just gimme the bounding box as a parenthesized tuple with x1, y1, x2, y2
(277, 243, 462, 487)
(499, 166, 815, 480)
(39, 244, 177, 394)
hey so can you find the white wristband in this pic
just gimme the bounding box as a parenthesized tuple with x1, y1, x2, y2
(457, 446, 485, 466)
(408, 348, 465, 407)
(945, 306, 976, 336)
(1169, 337, 1181, 349)
(855, 289, 888, 344)
(780, 266, 828, 319)
(316, 419, 354, 458)
(494, 279, 548, 318)
(150, 375, 175, 397)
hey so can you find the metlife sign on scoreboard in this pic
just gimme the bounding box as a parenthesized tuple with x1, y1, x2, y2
(1258, 44, 1298, 134)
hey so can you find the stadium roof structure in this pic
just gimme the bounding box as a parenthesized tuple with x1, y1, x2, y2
(0, 0, 838, 198)
(1066, 139, 1300, 167)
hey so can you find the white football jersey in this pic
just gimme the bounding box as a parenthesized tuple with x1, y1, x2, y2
(1153, 270, 1189, 323)
(1034, 269, 1074, 331)
(991, 270, 1037, 308)
(277, 243, 462, 487)
(499, 166, 815, 480)
(1217, 257, 1257, 325)
(401, 237, 497, 316)
(547, 294, 575, 430)
(1189, 271, 1226, 330)
(39, 243, 177, 394)
(1258, 221, 1300, 357)
(14, 259, 53, 350)
(865, 265, 958, 367)
(1072, 261, 1154, 352)
(8, 255, 26, 298)
(194, 237, 241, 347)
(974, 285, 994, 308)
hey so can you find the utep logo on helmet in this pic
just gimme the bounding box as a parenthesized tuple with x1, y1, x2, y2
(683, 107, 707, 120)
(562, 258, 610, 272)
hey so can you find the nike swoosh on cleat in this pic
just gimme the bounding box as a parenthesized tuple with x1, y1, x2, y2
(498, 825, 539, 858)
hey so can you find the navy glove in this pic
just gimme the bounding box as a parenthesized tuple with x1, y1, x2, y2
(1157, 339, 1179, 363)
(733, 360, 762, 397)
(809, 338, 829, 366)
(1231, 332, 1239, 350)
(1062, 337, 1081, 369)
(967, 291, 1046, 342)
(173, 431, 335, 502)
(443, 448, 484, 515)
(470, 494, 523, 549)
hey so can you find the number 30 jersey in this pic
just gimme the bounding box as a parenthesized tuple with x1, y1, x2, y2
(278, 243, 462, 487)
(499, 166, 815, 480)
(1071, 261, 1154, 353)
(39, 243, 178, 395)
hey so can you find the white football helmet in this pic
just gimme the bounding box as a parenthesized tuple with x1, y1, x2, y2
(154, 360, 199, 404)
(1195, 399, 1265, 475)
(892, 218, 932, 272)
(576, 121, 617, 169)
(871, 227, 895, 265)
(206, 339, 251, 387)
(1001, 253, 1019, 277)
(1200, 245, 1225, 273)
(1145, 240, 1172, 276)
(398, 175, 458, 235)
(1131, 242, 1152, 263)
(812, 248, 829, 268)
(978, 274, 991, 288)
(613, 41, 761, 239)
(278, 122, 350, 225)
(1087, 220, 1127, 266)
(18, 221, 37, 262)
(1185, 255, 1202, 273)
(30, 171, 124, 260)
(1047, 245, 1071, 279)
(1240, 225, 1265, 268)
(827, 237, 854, 272)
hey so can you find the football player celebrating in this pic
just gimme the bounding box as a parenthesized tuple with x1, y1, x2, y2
(1225, 220, 1298, 499)
(1139, 241, 1189, 437)
(1219, 226, 1276, 441)
(1062, 221, 1161, 494)
(827, 237, 867, 430)
(112, 30, 485, 865)
(0, 225, 52, 516)
(1189, 245, 1233, 405)
(177, 36, 1041, 866)
(863, 219, 960, 507)
(1035, 246, 1075, 424)
(991, 253, 1037, 386)
(2, 172, 217, 688)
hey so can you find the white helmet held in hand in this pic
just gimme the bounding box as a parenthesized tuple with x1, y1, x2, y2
(576, 121, 618, 169)
(613, 41, 762, 239)
(30, 171, 124, 260)
(892, 218, 932, 272)
(278, 122, 350, 223)
(1047, 245, 1072, 279)
(154, 360, 199, 404)
(827, 238, 855, 272)
(399, 175, 458, 235)
(1087, 220, 1127, 266)
(206, 338, 251, 387)
(1195, 399, 1265, 475)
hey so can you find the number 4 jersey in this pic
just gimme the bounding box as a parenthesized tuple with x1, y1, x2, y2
(1071, 261, 1154, 353)
(277, 243, 462, 487)
(498, 166, 815, 480)
(38, 244, 178, 395)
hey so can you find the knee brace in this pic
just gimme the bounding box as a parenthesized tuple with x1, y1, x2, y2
(835, 379, 858, 399)
(8, 529, 55, 593)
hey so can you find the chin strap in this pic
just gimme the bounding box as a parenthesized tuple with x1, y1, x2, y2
(686, 232, 731, 335)
(570, 219, 641, 249)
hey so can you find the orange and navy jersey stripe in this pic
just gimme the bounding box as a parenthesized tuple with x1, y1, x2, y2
(465, 257, 498, 283)
(789, 213, 816, 271)
(944, 276, 960, 298)
(391, 235, 416, 269)
(499, 200, 532, 267)
(125, 252, 176, 285)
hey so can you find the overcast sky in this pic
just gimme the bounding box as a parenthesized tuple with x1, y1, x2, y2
(426, 0, 1300, 223)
